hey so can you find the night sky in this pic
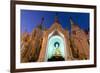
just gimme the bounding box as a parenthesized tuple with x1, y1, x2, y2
(21, 10, 89, 33)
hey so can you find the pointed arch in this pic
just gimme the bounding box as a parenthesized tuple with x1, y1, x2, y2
(45, 30, 67, 61)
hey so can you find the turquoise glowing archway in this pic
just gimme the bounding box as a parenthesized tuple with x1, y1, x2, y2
(45, 33, 66, 61)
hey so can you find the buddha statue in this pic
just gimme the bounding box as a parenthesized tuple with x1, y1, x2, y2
(48, 41, 65, 61)
(53, 42, 62, 57)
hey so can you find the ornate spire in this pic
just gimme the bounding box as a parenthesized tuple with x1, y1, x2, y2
(70, 17, 76, 35)
(70, 17, 76, 28)
(41, 17, 44, 25)
(70, 17, 75, 28)
(54, 13, 59, 23)
(70, 16, 79, 28)
(37, 17, 44, 30)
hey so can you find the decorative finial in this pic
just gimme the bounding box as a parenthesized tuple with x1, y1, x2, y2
(54, 13, 59, 23)
(37, 17, 44, 30)
(70, 17, 74, 26)
(41, 17, 44, 24)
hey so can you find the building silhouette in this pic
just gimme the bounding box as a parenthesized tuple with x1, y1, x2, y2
(21, 16, 89, 63)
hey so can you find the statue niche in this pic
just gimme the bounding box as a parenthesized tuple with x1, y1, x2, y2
(46, 30, 66, 61)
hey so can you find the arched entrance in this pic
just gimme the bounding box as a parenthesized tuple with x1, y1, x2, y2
(45, 35, 66, 61)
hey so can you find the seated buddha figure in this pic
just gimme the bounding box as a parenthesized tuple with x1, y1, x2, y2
(48, 42, 65, 61)
(53, 42, 62, 57)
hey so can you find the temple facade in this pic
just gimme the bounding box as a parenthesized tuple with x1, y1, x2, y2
(21, 17, 89, 63)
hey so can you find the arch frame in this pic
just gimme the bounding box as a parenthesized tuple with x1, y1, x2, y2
(45, 29, 67, 61)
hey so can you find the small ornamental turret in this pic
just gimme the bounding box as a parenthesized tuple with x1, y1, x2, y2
(70, 17, 80, 29)
(54, 13, 59, 23)
(37, 17, 44, 30)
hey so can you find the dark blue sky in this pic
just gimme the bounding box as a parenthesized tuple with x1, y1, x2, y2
(21, 10, 89, 33)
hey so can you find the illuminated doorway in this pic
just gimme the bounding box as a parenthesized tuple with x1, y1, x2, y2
(45, 34, 66, 61)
